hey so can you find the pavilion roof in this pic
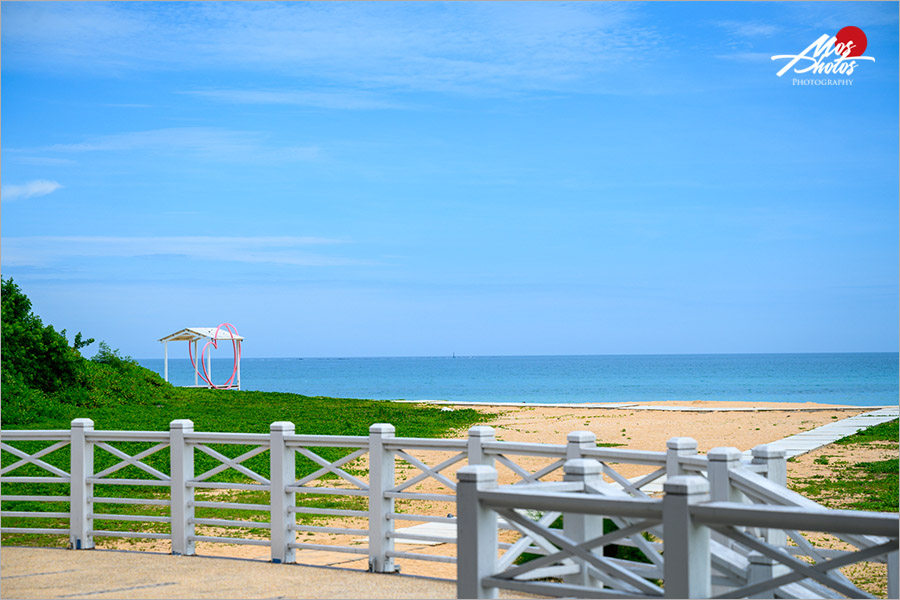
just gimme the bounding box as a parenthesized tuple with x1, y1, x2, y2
(159, 327, 245, 343)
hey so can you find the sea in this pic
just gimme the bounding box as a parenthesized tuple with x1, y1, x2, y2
(137, 353, 899, 407)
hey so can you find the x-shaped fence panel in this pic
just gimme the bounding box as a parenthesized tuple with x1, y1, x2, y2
(391, 449, 465, 496)
(494, 454, 567, 486)
(602, 464, 666, 499)
(490, 507, 665, 597)
(91, 442, 170, 484)
(0, 441, 71, 480)
(709, 525, 895, 599)
(292, 447, 369, 491)
(192, 444, 270, 486)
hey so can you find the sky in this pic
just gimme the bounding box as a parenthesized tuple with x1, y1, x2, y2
(2, 2, 898, 359)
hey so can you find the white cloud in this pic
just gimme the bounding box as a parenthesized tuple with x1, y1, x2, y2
(715, 52, 776, 63)
(2, 3, 662, 96)
(1, 236, 368, 268)
(31, 127, 319, 164)
(181, 89, 408, 110)
(714, 20, 780, 39)
(11, 157, 77, 167)
(1, 180, 63, 202)
(104, 103, 152, 108)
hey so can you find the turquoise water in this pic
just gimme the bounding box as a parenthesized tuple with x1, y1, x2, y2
(137, 353, 898, 406)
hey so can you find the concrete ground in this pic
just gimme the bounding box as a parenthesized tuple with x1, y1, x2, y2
(0, 547, 466, 599)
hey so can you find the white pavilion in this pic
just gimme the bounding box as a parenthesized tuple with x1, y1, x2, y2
(158, 327, 244, 390)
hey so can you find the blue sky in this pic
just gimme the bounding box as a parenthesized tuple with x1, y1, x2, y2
(2, 2, 898, 359)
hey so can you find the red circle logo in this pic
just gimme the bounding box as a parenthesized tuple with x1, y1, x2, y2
(835, 26, 867, 57)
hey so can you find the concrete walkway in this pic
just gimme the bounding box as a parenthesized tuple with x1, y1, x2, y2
(743, 406, 899, 459)
(0, 547, 466, 599)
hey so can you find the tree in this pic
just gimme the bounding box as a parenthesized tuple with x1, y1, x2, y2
(1, 278, 94, 394)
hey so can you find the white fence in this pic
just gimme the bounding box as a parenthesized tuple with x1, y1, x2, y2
(1, 418, 897, 598)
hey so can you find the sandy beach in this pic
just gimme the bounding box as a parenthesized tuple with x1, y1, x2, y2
(445, 399, 872, 453)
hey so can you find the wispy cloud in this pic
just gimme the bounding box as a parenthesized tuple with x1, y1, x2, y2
(181, 89, 408, 110)
(2, 236, 367, 268)
(104, 103, 152, 108)
(10, 156, 77, 167)
(27, 127, 319, 164)
(1, 180, 63, 202)
(714, 20, 780, 39)
(715, 52, 775, 63)
(2, 2, 662, 97)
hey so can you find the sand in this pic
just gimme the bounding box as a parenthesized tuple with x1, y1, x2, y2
(450, 400, 868, 453)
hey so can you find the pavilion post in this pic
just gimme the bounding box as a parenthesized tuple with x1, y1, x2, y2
(163, 341, 169, 382)
(194, 340, 199, 386)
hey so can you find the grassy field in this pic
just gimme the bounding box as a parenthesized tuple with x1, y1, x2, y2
(789, 418, 898, 513)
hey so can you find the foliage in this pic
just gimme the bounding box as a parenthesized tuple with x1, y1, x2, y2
(513, 515, 654, 572)
(1, 278, 93, 395)
(835, 419, 898, 445)
(90, 341, 136, 367)
(791, 419, 898, 512)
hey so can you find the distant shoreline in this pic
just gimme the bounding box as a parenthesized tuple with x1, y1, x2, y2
(395, 399, 891, 412)
(136, 351, 900, 361)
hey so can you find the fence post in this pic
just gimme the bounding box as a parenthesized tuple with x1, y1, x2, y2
(457, 465, 499, 599)
(563, 458, 604, 588)
(752, 445, 787, 548)
(751, 444, 786, 486)
(887, 550, 898, 600)
(270, 421, 296, 564)
(706, 447, 742, 553)
(747, 552, 780, 599)
(666, 437, 698, 478)
(663, 475, 710, 598)
(169, 419, 195, 556)
(707, 447, 742, 503)
(468, 426, 496, 467)
(368, 423, 397, 573)
(69, 418, 94, 550)
(567, 431, 596, 461)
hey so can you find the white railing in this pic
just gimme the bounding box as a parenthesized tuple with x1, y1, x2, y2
(2, 418, 896, 598)
(457, 461, 898, 599)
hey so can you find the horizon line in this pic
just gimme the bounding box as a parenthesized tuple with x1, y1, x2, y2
(135, 350, 900, 361)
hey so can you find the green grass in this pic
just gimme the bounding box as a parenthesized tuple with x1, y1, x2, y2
(835, 419, 898, 445)
(790, 419, 898, 513)
(513, 514, 656, 577)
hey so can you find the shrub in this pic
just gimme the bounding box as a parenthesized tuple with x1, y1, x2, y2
(1, 278, 93, 394)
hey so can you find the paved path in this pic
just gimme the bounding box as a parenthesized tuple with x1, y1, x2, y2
(742, 406, 899, 459)
(0, 547, 466, 599)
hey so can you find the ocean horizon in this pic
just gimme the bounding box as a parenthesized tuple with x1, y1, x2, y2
(138, 352, 899, 407)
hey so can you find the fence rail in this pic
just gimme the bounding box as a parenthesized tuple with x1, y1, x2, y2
(457, 463, 898, 599)
(2, 418, 896, 598)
